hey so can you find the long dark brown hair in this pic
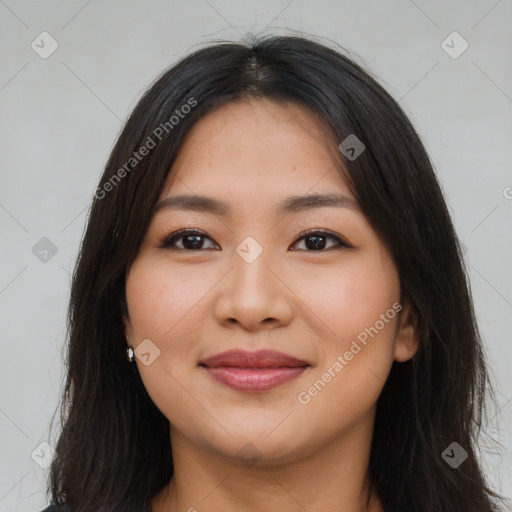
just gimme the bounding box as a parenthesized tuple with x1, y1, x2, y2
(46, 33, 507, 512)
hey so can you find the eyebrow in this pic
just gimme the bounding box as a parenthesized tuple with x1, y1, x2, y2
(154, 193, 359, 217)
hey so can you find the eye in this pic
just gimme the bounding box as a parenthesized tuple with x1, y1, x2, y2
(290, 229, 352, 251)
(159, 228, 352, 252)
(159, 229, 219, 251)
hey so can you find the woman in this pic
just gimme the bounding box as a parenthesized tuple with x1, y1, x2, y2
(40, 33, 506, 512)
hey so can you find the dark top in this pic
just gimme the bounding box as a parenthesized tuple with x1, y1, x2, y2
(38, 504, 148, 511)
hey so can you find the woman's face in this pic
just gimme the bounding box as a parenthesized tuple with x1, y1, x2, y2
(123, 98, 417, 466)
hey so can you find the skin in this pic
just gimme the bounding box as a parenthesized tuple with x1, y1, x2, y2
(123, 98, 419, 512)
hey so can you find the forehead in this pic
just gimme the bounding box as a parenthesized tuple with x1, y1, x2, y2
(158, 98, 352, 202)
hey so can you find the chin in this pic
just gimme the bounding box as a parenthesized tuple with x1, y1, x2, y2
(201, 426, 312, 468)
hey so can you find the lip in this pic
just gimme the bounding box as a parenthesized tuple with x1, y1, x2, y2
(199, 349, 310, 392)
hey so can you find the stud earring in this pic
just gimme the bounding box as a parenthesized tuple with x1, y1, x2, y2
(126, 337, 134, 362)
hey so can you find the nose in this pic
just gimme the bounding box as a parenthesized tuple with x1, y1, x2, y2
(213, 241, 294, 332)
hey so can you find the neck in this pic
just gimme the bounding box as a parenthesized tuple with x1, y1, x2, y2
(152, 418, 384, 512)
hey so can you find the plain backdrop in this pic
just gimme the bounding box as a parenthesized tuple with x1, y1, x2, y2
(0, 1, 511, 510)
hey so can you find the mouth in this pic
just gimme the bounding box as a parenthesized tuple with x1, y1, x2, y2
(198, 349, 311, 392)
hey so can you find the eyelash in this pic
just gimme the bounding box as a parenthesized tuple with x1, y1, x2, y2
(158, 228, 352, 252)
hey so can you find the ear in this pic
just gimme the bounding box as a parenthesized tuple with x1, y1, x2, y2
(393, 301, 420, 362)
(123, 314, 132, 346)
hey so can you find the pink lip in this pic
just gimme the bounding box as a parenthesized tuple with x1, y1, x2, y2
(199, 349, 310, 392)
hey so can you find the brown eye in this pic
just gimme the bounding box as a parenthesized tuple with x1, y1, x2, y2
(290, 230, 351, 251)
(159, 229, 219, 251)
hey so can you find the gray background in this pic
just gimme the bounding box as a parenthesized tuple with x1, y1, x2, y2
(0, 1, 511, 510)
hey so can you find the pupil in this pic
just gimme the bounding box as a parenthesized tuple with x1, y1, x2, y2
(185, 235, 203, 249)
(306, 235, 325, 250)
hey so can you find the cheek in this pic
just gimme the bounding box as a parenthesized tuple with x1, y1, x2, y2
(124, 260, 208, 418)
(292, 255, 399, 414)
(291, 255, 399, 346)
(126, 258, 206, 341)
